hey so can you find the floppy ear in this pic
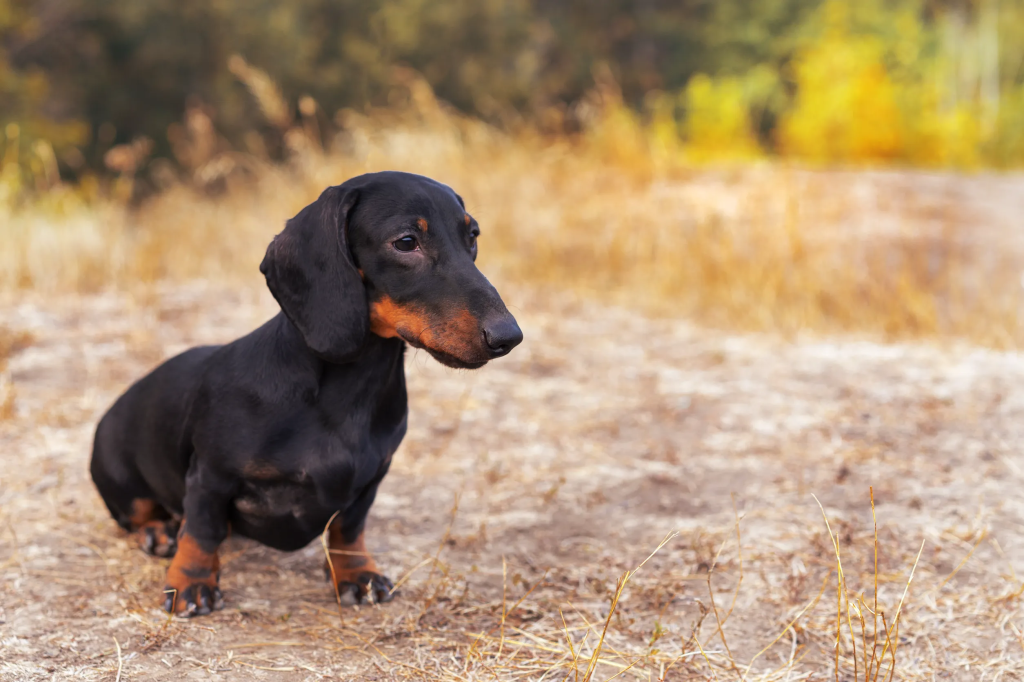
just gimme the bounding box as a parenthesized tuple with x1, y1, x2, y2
(260, 185, 367, 363)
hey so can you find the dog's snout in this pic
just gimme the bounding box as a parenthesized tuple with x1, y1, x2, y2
(483, 318, 523, 358)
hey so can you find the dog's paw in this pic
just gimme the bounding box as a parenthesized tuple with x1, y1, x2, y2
(162, 582, 224, 618)
(161, 531, 222, 617)
(335, 572, 395, 606)
(137, 519, 180, 557)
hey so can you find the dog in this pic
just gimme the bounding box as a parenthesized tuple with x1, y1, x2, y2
(90, 171, 523, 617)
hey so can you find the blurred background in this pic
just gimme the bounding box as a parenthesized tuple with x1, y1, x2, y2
(3, 0, 1024, 346)
(6, 0, 1024, 170)
(6, 3, 1024, 678)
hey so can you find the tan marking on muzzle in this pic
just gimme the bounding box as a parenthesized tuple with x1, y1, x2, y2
(369, 295, 433, 340)
(369, 295, 482, 359)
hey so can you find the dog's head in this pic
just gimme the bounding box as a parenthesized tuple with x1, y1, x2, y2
(260, 171, 522, 368)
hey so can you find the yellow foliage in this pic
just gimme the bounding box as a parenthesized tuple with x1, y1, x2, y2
(681, 74, 762, 162)
(779, 27, 904, 162)
(576, 0, 1020, 170)
(582, 70, 766, 169)
(777, 0, 1022, 168)
(904, 98, 983, 168)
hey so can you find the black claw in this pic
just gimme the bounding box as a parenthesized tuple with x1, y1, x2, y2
(164, 533, 178, 557)
(374, 578, 396, 603)
(369, 573, 395, 603)
(143, 528, 157, 554)
(337, 582, 361, 606)
(334, 573, 396, 605)
(141, 521, 179, 558)
(162, 584, 223, 617)
(196, 586, 212, 615)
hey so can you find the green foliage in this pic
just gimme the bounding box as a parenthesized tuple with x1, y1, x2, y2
(1, 0, 89, 192)
(3, 0, 1024, 184)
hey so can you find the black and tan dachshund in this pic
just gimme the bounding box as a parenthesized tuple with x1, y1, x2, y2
(90, 171, 522, 617)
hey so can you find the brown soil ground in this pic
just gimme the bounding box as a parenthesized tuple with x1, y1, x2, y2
(2, 280, 1024, 680)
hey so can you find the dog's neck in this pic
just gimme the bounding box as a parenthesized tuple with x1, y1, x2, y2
(269, 311, 404, 370)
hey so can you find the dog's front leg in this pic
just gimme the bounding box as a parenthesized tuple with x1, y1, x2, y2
(327, 517, 395, 605)
(162, 468, 231, 617)
(326, 479, 394, 605)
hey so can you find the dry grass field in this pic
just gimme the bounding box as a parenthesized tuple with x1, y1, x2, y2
(4, 94, 1024, 680)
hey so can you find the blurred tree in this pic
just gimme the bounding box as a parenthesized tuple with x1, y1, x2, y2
(3, 0, 540, 164)
(1, 0, 89, 178)
(3, 0, 1024, 177)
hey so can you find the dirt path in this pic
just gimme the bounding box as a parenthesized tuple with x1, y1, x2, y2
(2, 283, 1024, 680)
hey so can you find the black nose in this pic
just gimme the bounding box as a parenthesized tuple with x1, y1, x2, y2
(483, 318, 523, 358)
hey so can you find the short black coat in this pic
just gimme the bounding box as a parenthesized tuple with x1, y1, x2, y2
(90, 171, 523, 615)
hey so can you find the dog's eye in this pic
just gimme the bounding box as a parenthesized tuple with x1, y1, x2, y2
(393, 236, 419, 252)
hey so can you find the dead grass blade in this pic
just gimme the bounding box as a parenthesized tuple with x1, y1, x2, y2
(559, 608, 583, 682)
(469, 568, 551, 662)
(319, 509, 343, 618)
(869, 487, 880, 680)
(691, 634, 718, 681)
(935, 530, 986, 592)
(744, 570, 832, 676)
(580, 531, 678, 681)
(812, 494, 859, 682)
(875, 538, 926, 680)
(112, 636, 123, 682)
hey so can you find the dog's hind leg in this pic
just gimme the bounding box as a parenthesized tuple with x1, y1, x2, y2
(127, 499, 180, 557)
(90, 421, 180, 557)
(92, 465, 180, 557)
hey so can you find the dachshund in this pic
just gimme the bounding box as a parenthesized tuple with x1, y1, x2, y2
(90, 171, 523, 617)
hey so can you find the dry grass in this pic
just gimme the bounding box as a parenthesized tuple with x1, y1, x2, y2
(3, 285, 1024, 680)
(3, 74, 1023, 347)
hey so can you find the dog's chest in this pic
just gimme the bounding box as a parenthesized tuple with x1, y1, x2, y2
(229, 455, 364, 550)
(233, 465, 318, 519)
(226, 343, 408, 541)
(231, 409, 404, 524)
